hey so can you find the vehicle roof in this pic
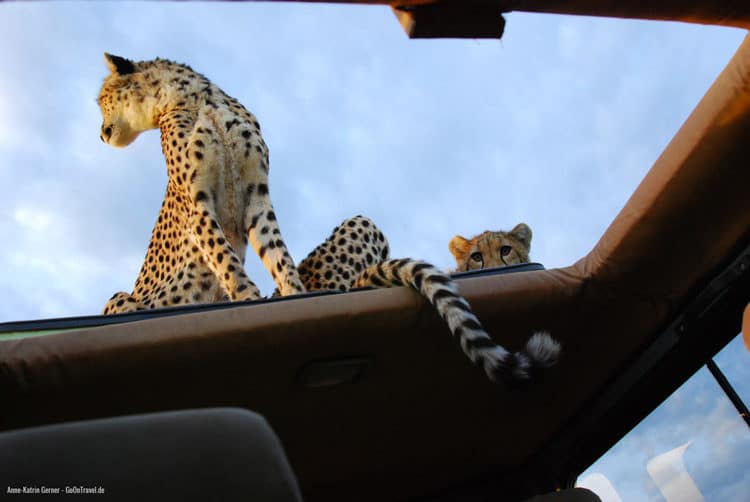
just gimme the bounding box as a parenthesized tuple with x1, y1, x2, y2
(2, 2, 749, 501)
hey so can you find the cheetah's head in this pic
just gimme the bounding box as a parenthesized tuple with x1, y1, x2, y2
(449, 223, 532, 272)
(98, 53, 158, 148)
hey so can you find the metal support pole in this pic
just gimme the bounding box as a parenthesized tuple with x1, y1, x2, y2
(706, 359, 750, 428)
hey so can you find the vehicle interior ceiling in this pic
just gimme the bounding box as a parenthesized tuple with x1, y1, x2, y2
(1, 1, 750, 501)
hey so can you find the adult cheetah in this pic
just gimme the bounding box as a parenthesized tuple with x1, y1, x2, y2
(98, 53, 305, 314)
(294, 216, 560, 383)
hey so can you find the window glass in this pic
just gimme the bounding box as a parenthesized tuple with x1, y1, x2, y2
(577, 334, 750, 501)
(713, 333, 750, 407)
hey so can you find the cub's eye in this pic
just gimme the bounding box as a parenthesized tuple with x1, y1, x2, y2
(500, 246, 512, 257)
(470, 252, 483, 262)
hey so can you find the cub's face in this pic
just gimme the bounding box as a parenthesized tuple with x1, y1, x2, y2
(98, 53, 154, 147)
(449, 223, 532, 271)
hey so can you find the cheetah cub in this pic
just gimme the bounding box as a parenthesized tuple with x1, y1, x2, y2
(295, 216, 560, 383)
(449, 223, 532, 271)
(98, 53, 306, 314)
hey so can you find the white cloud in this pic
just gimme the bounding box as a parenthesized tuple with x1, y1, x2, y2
(0, 91, 16, 150)
(13, 206, 54, 233)
(577, 473, 623, 502)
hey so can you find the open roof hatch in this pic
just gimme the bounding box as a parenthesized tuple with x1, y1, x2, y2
(2, 1, 750, 501)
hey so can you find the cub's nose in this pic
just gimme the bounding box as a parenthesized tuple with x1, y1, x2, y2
(100, 124, 113, 142)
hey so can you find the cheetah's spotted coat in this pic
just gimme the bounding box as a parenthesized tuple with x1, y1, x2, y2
(295, 216, 560, 383)
(98, 53, 305, 314)
(95, 53, 559, 383)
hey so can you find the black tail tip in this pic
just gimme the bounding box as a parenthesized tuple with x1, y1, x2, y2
(486, 332, 561, 386)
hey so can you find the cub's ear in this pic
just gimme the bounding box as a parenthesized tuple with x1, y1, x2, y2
(449, 235, 471, 259)
(104, 53, 135, 75)
(510, 223, 532, 248)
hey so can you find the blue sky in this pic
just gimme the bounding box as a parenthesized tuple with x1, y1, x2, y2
(0, 2, 748, 498)
(579, 335, 750, 500)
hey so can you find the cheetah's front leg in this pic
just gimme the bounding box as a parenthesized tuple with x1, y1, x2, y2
(189, 191, 262, 302)
(244, 192, 306, 297)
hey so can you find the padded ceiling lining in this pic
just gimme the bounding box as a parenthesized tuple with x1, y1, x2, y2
(251, 1, 750, 33)
(498, 0, 750, 28)
(579, 32, 750, 302)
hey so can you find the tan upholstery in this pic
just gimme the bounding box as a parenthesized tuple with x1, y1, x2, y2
(498, 0, 750, 29)
(1, 3, 750, 501)
(275, 1, 750, 31)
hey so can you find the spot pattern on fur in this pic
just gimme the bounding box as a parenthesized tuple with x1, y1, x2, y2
(294, 216, 560, 383)
(98, 53, 305, 315)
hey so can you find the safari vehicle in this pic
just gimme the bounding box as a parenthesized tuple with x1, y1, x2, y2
(1, 1, 749, 501)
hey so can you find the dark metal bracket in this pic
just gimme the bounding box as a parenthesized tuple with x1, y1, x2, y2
(392, 2, 506, 39)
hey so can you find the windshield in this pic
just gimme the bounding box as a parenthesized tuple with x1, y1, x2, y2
(577, 334, 750, 501)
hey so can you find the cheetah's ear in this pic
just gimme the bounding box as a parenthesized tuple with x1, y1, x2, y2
(449, 235, 471, 260)
(510, 223, 532, 249)
(104, 53, 135, 75)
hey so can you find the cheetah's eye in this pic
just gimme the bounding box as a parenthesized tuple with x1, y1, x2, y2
(470, 252, 483, 262)
(500, 246, 512, 257)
